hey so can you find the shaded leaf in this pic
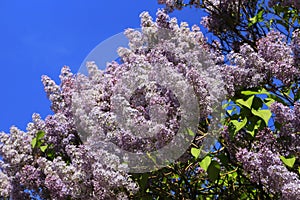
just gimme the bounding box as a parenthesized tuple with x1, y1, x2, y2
(36, 130, 45, 140)
(207, 161, 221, 182)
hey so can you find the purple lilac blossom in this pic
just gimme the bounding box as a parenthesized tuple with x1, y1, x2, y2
(268, 0, 300, 10)
(71, 9, 224, 172)
(0, 66, 138, 199)
(222, 31, 300, 96)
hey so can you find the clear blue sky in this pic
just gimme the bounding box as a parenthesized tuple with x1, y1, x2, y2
(0, 0, 204, 133)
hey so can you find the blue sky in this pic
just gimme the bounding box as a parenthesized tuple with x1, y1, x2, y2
(0, 1, 204, 132)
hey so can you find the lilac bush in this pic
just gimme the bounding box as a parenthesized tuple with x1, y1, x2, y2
(1, 1, 300, 199)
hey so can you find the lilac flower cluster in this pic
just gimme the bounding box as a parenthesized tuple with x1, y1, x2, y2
(222, 31, 300, 96)
(222, 125, 300, 199)
(200, 0, 249, 35)
(0, 166, 11, 197)
(0, 126, 34, 199)
(0, 67, 138, 199)
(292, 29, 300, 68)
(157, 0, 180, 12)
(72, 9, 224, 168)
(270, 102, 300, 156)
(268, 0, 300, 10)
(236, 145, 300, 199)
(157, 0, 247, 34)
(223, 114, 300, 198)
(157, 0, 202, 12)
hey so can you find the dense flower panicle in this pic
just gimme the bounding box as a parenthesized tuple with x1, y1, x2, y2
(0, 127, 33, 168)
(72, 9, 224, 159)
(221, 44, 268, 95)
(42, 66, 75, 117)
(257, 31, 298, 86)
(0, 68, 138, 199)
(0, 119, 137, 199)
(0, 168, 11, 197)
(223, 31, 300, 96)
(270, 102, 300, 156)
(158, 0, 253, 34)
(268, 0, 300, 10)
(0, 127, 34, 198)
(157, 0, 204, 12)
(222, 123, 300, 199)
(157, 0, 181, 12)
(292, 29, 300, 67)
(42, 75, 62, 113)
(236, 146, 300, 198)
(200, 0, 248, 34)
(234, 127, 300, 198)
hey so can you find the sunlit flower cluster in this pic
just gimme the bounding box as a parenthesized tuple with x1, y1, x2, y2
(72, 9, 223, 161)
(0, 67, 138, 199)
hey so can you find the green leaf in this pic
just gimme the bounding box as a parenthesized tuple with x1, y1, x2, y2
(240, 107, 251, 118)
(241, 88, 269, 96)
(292, 15, 298, 24)
(295, 90, 300, 101)
(186, 128, 195, 137)
(207, 161, 221, 182)
(31, 138, 37, 148)
(248, 9, 264, 27)
(231, 117, 247, 134)
(280, 156, 296, 168)
(36, 130, 45, 140)
(139, 174, 150, 191)
(40, 145, 48, 152)
(264, 98, 275, 107)
(46, 149, 55, 160)
(228, 171, 238, 180)
(200, 156, 211, 171)
(251, 109, 272, 125)
(236, 95, 254, 109)
(191, 147, 201, 158)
